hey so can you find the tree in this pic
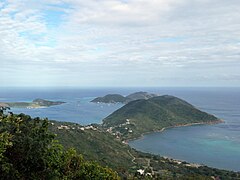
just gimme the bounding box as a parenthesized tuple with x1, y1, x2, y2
(0, 113, 119, 180)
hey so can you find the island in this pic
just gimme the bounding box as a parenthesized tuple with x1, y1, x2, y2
(91, 94, 126, 104)
(91, 91, 159, 104)
(103, 95, 223, 140)
(0, 98, 65, 108)
(32, 98, 65, 106)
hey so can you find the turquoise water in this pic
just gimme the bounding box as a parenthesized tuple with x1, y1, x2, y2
(0, 88, 124, 125)
(0, 87, 239, 171)
(10, 97, 122, 125)
(128, 88, 240, 172)
(129, 125, 240, 171)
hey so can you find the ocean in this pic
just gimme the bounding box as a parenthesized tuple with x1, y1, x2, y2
(0, 87, 239, 171)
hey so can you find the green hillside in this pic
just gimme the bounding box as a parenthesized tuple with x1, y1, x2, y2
(91, 92, 159, 104)
(49, 121, 135, 172)
(103, 95, 221, 140)
(125, 92, 158, 102)
(50, 121, 239, 179)
(0, 112, 119, 180)
(91, 94, 126, 103)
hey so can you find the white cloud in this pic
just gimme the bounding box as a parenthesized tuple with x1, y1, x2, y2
(0, 0, 240, 87)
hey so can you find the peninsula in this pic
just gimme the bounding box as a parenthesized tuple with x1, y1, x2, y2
(103, 95, 222, 140)
(0, 98, 65, 108)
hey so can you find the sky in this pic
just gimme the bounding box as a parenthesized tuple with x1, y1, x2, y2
(0, 0, 240, 87)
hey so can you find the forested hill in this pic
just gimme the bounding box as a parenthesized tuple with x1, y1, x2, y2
(0, 111, 119, 179)
(103, 95, 221, 140)
(91, 91, 158, 104)
(91, 94, 126, 104)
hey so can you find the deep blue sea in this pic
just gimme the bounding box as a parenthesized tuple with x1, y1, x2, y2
(0, 87, 239, 171)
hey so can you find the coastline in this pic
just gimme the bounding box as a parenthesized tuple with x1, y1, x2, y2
(125, 119, 234, 171)
(125, 119, 224, 143)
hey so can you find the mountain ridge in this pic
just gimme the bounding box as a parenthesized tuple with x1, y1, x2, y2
(91, 91, 159, 104)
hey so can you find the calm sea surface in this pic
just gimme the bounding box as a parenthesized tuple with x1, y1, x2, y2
(0, 87, 239, 171)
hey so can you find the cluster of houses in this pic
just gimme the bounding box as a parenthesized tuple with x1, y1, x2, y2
(57, 124, 97, 131)
(106, 119, 133, 139)
(164, 157, 202, 168)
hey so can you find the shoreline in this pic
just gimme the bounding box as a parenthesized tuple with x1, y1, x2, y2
(126, 119, 224, 143)
(125, 119, 229, 170)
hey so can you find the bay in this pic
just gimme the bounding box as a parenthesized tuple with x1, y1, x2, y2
(129, 87, 240, 172)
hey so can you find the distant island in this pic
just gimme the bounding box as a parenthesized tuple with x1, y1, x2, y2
(0, 98, 65, 108)
(103, 95, 223, 140)
(91, 91, 159, 104)
(91, 94, 126, 104)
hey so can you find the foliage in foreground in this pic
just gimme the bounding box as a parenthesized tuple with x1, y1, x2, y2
(0, 110, 119, 180)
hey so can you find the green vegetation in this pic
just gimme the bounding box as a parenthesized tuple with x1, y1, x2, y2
(91, 94, 126, 103)
(91, 92, 158, 104)
(50, 121, 239, 179)
(0, 110, 119, 180)
(0, 98, 65, 108)
(49, 121, 135, 173)
(103, 95, 221, 140)
(129, 150, 239, 179)
(125, 92, 159, 102)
